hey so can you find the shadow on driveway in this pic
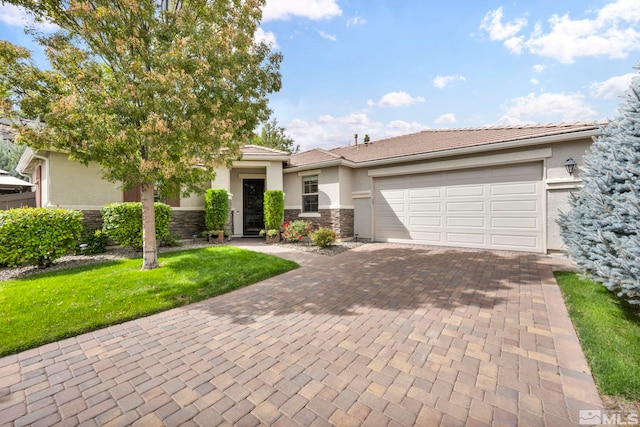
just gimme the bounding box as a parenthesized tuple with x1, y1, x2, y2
(196, 244, 539, 325)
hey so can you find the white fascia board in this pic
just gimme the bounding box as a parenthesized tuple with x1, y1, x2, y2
(358, 130, 599, 169)
(283, 159, 355, 173)
(16, 148, 36, 174)
(240, 155, 290, 162)
(284, 129, 600, 173)
(368, 147, 552, 178)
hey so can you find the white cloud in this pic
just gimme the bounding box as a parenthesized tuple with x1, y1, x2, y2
(287, 113, 383, 150)
(318, 30, 337, 41)
(434, 113, 457, 124)
(285, 113, 429, 150)
(590, 73, 636, 99)
(347, 16, 366, 27)
(385, 120, 430, 137)
(480, 0, 640, 63)
(530, 78, 540, 85)
(367, 91, 425, 107)
(501, 92, 597, 122)
(263, 0, 342, 22)
(491, 116, 537, 126)
(255, 28, 278, 48)
(479, 7, 527, 54)
(532, 64, 545, 73)
(0, 3, 57, 31)
(433, 75, 466, 89)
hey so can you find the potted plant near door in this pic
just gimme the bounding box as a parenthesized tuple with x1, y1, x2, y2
(263, 190, 284, 244)
(204, 189, 229, 243)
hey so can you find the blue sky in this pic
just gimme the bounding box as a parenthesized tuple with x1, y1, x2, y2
(2, 0, 640, 152)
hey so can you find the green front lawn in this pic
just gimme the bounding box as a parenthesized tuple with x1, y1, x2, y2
(555, 271, 640, 403)
(0, 246, 298, 357)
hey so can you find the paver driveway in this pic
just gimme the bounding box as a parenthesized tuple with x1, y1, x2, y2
(0, 242, 603, 426)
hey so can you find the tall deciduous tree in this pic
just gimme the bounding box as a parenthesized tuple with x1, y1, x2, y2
(0, 0, 281, 269)
(251, 117, 299, 153)
(558, 65, 640, 304)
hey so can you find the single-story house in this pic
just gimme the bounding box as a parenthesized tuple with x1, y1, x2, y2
(16, 122, 600, 253)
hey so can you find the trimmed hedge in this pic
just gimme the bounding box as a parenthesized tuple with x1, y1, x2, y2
(0, 208, 83, 268)
(204, 189, 228, 231)
(264, 190, 284, 231)
(101, 202, 172, 250)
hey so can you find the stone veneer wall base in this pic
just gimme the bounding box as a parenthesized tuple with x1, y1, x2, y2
(81, 209, 206, 240)
(284, 209, 354, 239)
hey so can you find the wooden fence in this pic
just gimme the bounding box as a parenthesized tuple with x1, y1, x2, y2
(0, 192, 36, 210)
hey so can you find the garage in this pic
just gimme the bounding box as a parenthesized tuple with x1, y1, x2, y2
(373, 162, 543, 252)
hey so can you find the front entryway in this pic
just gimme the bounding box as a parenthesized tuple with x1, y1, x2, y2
(243, 179, 264, 235)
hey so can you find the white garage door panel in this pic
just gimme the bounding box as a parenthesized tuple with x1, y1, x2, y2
(491, 200, 537, 212)
(409, 216, 441, 226)
(409, 188, 440, 198)
(491, 217, 538, 229)
(447, 186, 485, 197)
(447, 232, 485, 245)
(409, 202, 441, 212)
(447, 201, 485, 212)
(491, 182, 537, 196)
(492, 234, 538, 249)
(374, 162, 543, 252)
(447, 217, 485, 228)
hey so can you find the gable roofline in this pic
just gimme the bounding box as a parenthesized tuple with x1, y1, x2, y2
(284, 123, 602, 173)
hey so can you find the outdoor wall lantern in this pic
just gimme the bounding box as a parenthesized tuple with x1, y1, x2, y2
(564, 157, 577, 176)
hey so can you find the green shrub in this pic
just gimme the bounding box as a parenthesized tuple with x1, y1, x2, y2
(204, 189, 229, 232)
(160, 233, 182, 248)
(101, 202, 172, 250)
(0, 208, 83, 268)
(74, 228, 107, 255)
(282, 219, 312, 242)
(309, 227, 336, 248)
(264, 190, 284, 231)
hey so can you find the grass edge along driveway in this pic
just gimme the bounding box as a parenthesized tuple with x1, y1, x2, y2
(0, 246, 298, 357)
(555, 271, 640, 409)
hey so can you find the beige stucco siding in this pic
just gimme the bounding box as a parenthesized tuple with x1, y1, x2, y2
(48, 152, 122, 209)
(545, 137, 593, 251)
(338, 166, 354, 207)
(179, 192, 204, 209)
(283, 172, 300, 210)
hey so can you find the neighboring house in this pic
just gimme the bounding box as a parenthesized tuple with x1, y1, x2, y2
(0, 168, 32, 194)
(16, 122, 600, 253)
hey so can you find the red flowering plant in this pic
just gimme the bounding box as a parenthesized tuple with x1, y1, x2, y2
(282, 220, 313, 243)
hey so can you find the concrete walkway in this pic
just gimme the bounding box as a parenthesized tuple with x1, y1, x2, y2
(0, 242, 603, 426)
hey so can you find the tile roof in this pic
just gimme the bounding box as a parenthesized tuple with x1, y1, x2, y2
(289, 122, 601, 167)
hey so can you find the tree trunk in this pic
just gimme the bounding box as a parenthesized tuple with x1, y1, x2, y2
(140, 182, 159, 270)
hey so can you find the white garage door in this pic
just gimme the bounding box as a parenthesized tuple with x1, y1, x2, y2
(373, 162, 543, 252)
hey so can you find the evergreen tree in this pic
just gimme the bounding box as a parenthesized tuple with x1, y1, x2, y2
(0, 139, 26, 177)
(558, 65, 640, 304)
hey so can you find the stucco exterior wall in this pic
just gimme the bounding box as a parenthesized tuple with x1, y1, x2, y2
(179, 192, 205, 209)
(48, 152, 122, 209)
(545, 137, 593, 251)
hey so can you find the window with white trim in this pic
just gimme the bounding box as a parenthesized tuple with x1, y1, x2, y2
(302, 175, 318, 212)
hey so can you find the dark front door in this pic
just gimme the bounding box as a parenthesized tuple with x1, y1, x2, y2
(243, 179, 264, 235)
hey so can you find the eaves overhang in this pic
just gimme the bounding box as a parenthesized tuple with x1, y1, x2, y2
(284, 128, 601, 172)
